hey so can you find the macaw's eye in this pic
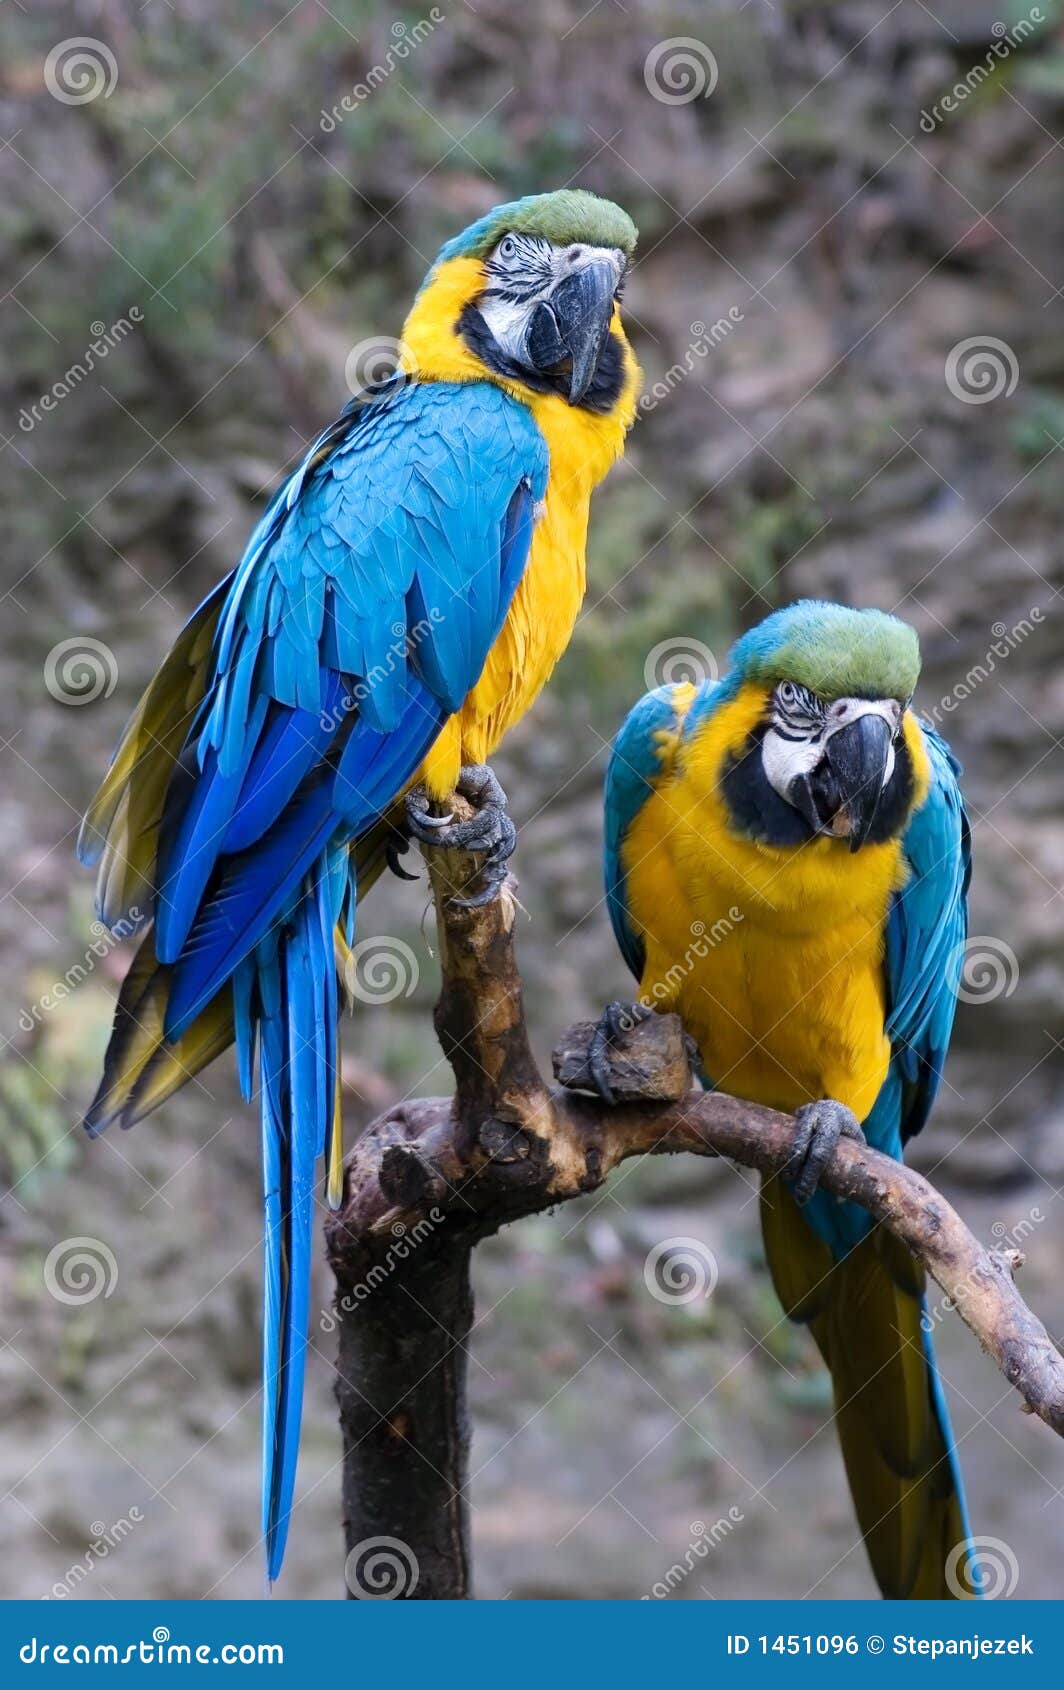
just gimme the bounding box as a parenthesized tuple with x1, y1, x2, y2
(498, 234, 518, 260)
(775, 680, 824, 724)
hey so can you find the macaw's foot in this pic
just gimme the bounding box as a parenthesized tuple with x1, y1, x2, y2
(783, 1098, 865, 1205)
(587, 1000, 655, 1105)
(405, 764, 516, 908)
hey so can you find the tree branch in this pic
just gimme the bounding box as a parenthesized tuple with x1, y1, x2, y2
(325, 783, 1063, 1599)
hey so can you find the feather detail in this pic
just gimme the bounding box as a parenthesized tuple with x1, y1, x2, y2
(79, 576, 232, 926)
(82, 929, 234, 1137)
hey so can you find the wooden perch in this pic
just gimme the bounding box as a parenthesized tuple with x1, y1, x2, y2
(325, 789, 1063, 1600)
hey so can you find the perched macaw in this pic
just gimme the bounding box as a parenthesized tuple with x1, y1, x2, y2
(78, 189, 641, 1579)
(598, 600, 977, 1599)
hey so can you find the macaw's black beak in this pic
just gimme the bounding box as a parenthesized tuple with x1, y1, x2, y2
(790, 714, 894, 852)
(531, 260, 618, 405)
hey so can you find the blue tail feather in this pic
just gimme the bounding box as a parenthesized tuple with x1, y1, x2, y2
(252, 854, 345, 1582)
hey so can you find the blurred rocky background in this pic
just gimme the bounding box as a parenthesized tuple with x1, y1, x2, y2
(1, 0, 1062, 1599)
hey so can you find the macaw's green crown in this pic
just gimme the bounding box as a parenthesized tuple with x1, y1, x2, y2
(727, 600, 921, 701)
(433, 190, 638, 267)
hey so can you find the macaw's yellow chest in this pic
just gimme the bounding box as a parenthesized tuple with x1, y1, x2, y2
(420, 379, 632, 797)
(459, 481, 592, 757)
(623, 788, 906, 1124)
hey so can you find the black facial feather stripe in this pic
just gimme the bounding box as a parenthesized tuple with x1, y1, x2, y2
(773, 725, 822, 744)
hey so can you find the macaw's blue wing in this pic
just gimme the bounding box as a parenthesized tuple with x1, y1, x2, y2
(81, 375, 548, 1583)
(153, 379, 547, 1033)
(884, 722, 971, 1143)
(603, 683, 702, 983)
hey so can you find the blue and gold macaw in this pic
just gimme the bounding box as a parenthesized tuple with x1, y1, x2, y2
(78, 189, 641, 1579)
(599, 600, 977, 1599)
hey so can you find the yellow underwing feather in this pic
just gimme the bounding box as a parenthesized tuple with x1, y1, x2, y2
(326, 1068, 344, 1212)
(85, 929, 234, 1134)
(81, 586, 227, 926)
(120, 1004, 235, 1129)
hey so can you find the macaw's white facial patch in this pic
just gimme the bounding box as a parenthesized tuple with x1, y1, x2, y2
(762, 693, 903, 809)
(477, 236, 625, 366)
(761, 724, 824, 802)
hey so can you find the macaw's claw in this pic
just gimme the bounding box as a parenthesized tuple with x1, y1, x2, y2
(405, 764, 516, 907)
(783, 1098, 866, 1205)
(385, 831, 419, 882)
(587, 999, 654, 1105)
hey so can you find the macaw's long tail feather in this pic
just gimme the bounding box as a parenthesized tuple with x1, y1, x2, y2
(761, 1180, 977, 1599)
(239, 848, 346, 1584)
